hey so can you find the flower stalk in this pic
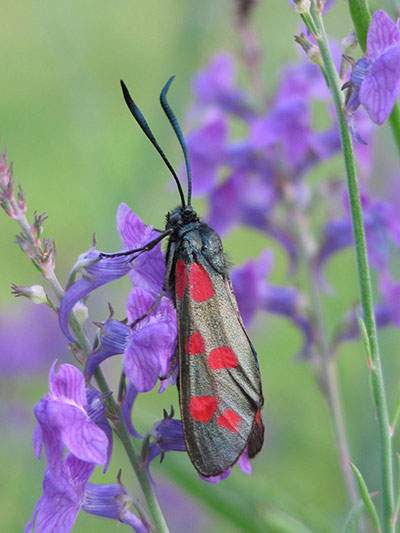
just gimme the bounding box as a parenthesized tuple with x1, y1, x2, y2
(311, 6, 394, 531)
(4, 164, 169, 533)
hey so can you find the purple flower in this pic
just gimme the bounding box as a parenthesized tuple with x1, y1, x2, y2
(59, 204, 166, 342)
(251, 98, 312, 169)
(117, 203, 165, 294)
(192, 53, 252, 118)
(187, 110, 228, 196)
(231, 251, 312, 358)
(144, 411, 251, 484)
(33, 363, 111, 476)
(316, 190, 400, 285)
(26, 454, 148, 533)
(345, 10, 400, 140)
(85, 288, 177, 393)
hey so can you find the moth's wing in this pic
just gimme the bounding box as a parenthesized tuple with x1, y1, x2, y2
(176, 257, 264, 477)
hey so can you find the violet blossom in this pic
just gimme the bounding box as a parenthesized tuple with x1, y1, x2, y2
(26, 454, 148, 533)
(33, 363, 112, 476)
(345, 10, 400, 142)
(84, 287, 177, 393)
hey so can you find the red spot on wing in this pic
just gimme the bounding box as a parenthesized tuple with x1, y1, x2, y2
(189, 396, 218, 422)
(208, 346, 238, 370)
(175, 259, 187, 300)
(189, 263, 214, 303)
(185, 331, 205, 355)
(217, 410, 242, 433)
(255, 410, 262, 426)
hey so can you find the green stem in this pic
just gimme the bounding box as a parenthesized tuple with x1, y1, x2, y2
(313, 9, 394, 532)
(12, 203, 169, 532)
(347, 0, 400, 156)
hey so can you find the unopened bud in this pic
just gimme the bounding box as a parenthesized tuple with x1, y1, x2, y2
(15, 233, 35, 259)
(30, 210, 48, 247)
(293, 0, 311, 15)
(341, 31, 358, 54)
(73, 300, 89, 325)
(0, 152, 12, 190)
(294, 34, 322, 66)
(11, 283, 47, 304)
(17, 185, 27, 214)
(40, 239, 56, 279)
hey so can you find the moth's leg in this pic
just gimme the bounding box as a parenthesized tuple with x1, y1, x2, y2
(130, 242, 176, 328)
(99, 229, 172, 259)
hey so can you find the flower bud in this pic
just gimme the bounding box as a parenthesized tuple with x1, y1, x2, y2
(293, 0, 311, 15)
(73, 300, 89, 325)
(11, 284, 47, 304)
(294, 33, 322, 66)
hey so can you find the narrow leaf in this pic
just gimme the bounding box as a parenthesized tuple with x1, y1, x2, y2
(343, 500, 364, 533)
(356, 310, 374, 370)
(350, 462, 381, 532)
(390, 385, 400, 437)
(393, 454, 400, 527)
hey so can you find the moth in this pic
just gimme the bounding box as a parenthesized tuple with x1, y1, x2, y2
(106, 77, 264, 477)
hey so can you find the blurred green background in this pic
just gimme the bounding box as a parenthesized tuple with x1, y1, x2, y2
(1, 1, 400, 532)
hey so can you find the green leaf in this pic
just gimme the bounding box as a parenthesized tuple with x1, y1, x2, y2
(343, 500, 364, 533)
(350, 463, 381, 532)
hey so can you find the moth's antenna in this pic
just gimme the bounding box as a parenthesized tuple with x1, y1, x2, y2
(120, 80, 186, 208)
(160, 76, 192, 206)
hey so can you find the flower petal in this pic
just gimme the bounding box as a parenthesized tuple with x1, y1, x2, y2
(121, 382, 142, 439)
(367, 10, 400, 61)
(49, 363, 87, 409)
(59, 251, 132, 342)
(117, 203, 166, 294)
(84, 319, 130, 381)
(360, 47, 400, 125)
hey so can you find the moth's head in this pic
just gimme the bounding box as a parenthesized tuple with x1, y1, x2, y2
(166, 205, 198, 228)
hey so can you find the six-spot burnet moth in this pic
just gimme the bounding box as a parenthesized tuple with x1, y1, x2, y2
(103, 76, 264, 477)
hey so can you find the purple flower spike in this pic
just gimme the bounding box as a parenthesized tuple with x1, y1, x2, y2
(26, 454, 148, 533)
(124, 288, 177, 392)
(117, 203, 166, 295)
(34, 363, 109, 476)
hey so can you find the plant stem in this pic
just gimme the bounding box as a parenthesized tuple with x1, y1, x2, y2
(347, 0, 400, 156)
(284, 189, 360, 511)
(11, 201, 169, 532)
(313, 9, 394, 531)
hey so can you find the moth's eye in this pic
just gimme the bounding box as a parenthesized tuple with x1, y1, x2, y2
(170, 212, 181, 225)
